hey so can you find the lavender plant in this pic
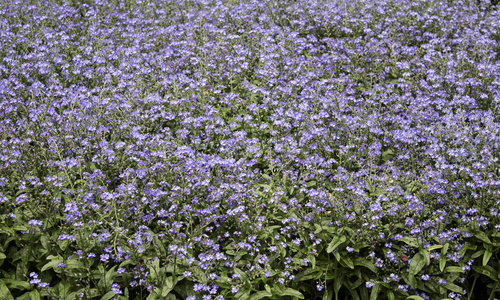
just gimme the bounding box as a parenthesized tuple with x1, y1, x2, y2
(0, 0, 500, 299)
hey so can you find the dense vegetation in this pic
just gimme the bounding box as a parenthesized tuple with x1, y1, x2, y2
(1, 0, 500, 299)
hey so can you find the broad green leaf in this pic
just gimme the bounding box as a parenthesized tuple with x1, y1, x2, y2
(105, 266, 117, 289)
(41, 258, 64, 272)
(459, 243, 477, 257)
(0, 280, 14, 300)
(409, 253, 426, 275)
(333, 251, 340, 262)
(420, 249, 430, 266)
(369, 283, 381, 300)
(444, 266, 464, 273)
(341, 256, 354, 269)
(409, 274, 417, 288)
(400, 236, 418, 247)
(162, 276, 175, 297)
(426, 245, 442, 251)
(29, 290, 41, 300)
(483, 249, 493, 266)
(472, 250, 485, 259)
(322, 290, 333, 300)
(264, 284, 271, 294)
(353, 258, 377, 273)
(283, 288, 304, 299)
(475, 232, 491, 244)
(327, 236, 346, 253)
(472, 265, 498, 281)
(439, 257, 446, 272)
(146, 291, 158, 300)
(2, 279, 30, 291)
(443, 282, 464, 294)
(387, 290, 395, 300)
(0, 253, 6, 260)
(101, 291, 115, 300)
(248, 290, 272, 300)
(442, 243, 450, 255)
(406, 296, 425, 300)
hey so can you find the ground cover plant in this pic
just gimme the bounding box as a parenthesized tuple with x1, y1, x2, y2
(1, 0, 500, 299)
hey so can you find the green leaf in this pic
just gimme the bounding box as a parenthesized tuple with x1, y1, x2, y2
(248, 290, 272, 300)
(441, 243, 450, 255)
(444, 266, 464, 273)
(458, 243, 477, 257)
(353, 258, 377, 273)
(162, 276, 175, 297)
(2, 279, 30, 291)
(483, 249, 493, 266)
(282, 288, 304, 299)
(105, 266, 117, 289)
(29, 290, 41, 300)
(322, 290, 333, 300)
(341, 256, 354, 269)
(146, 291, 158, 300)
(387, 290, 395, 300)
(0, 253, 6, 260)
(400, 236, 418, 247)
(443, 282, 464, 294)
(406, 296, 425, 300)
(420, 249, 430, 266)
(472, 265, 498, 281)
(0, 280, 14, 300)
(409, 253, 426, 275)
(439, 257, 446, 272)
(409, 274, 417, 288)
(426, 245, 442, 251)
(369, 283, 381, 300)
(475, 232, 491, 244)
(264, 284, 271, 294)
(327, 236, 346, 253)
(472, 250, 485, 259)
(41, 257, 64, 272)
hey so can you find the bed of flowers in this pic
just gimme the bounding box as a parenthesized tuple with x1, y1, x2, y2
(1, 0, 500, 299)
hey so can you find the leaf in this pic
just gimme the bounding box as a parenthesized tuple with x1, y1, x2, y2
(282, 288, 304, 299)
(420, 249, 430, 266)
(2, 279, 30, 291)
(41, 258, 64, 272)
(105, 266, 117, 289)
(472, 265, 498, 281)
(441, 243, 450, 255)
(0, 280, 14, 300)
(444, 266, 464, 273)
(162, 276, 175, 297)
(472, 250, 485, 259)
(0, 253, 6, 260)
(426, 245, 442, 251)
(409, 253, 426, 275)
(352, 258, 377, 273)
(439, 257, 446, 272)
(248, 291, 272, 300)
(327, 236, 346, 253)
(443, 282, 464, 294)
(406, 296, 425, 300)
(475, 232, 491, 244)
(458, 243, 477, 257)
(265, 284, 271, 294)
(369, 283, 381, 300)
(400, 236, 418, 247)
(322, 290, 333, 300)
(29, 290, 41, 300)
(483, 249, 493, 266)
(341, 256, 354, 269)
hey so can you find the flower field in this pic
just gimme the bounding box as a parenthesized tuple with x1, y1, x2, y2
(1, 0, 500, 299)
